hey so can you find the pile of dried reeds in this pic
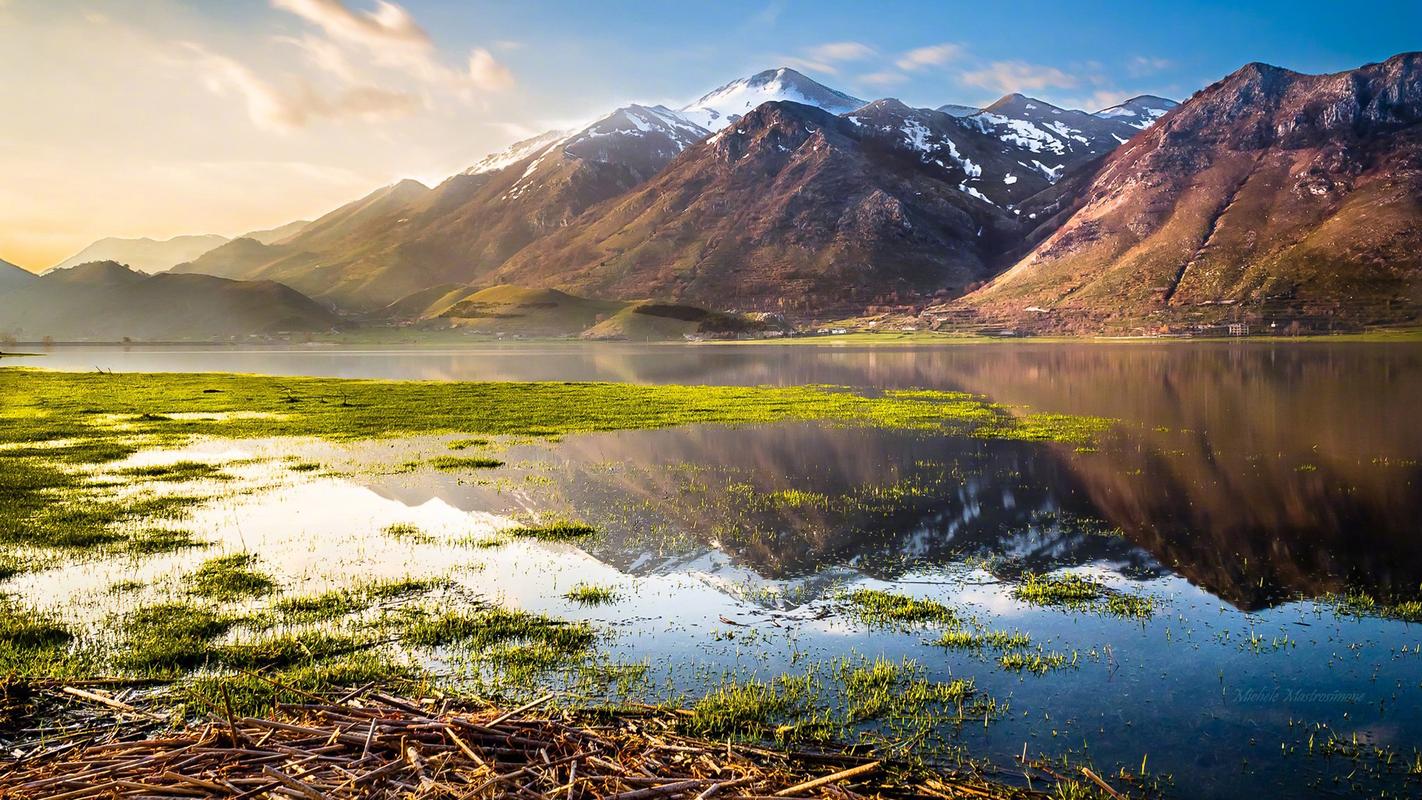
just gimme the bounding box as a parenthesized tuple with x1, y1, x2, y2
(0, 684, 1110, 799)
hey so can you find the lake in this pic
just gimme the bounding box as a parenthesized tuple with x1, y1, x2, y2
(9, 341, 1422, 798)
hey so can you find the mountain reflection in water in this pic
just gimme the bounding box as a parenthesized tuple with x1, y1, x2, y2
(40, 341, 1422, 609)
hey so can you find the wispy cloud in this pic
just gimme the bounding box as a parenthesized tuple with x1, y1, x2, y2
(1127, 55, 1172, 77)
(780, 40, 875, 76)
(468, 48, 514, 91)
(959, 60, 1079, 93)
(858, 70, 909, 88)
(271, 0, 430, 49)
(270, 0, 514, 93)
(805, 41, 875, 62)
(187, 43, 418, 133)
(895, 43, 964, 71)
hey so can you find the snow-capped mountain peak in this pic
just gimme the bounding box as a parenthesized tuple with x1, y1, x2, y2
(1093, 94, 1179, 129)
(680, 67, 866, 131)
(462, 129, 570, 177)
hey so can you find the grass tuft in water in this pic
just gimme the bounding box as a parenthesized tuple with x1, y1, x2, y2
(187, 553, 276, 600)
(565, 584, 619, 605)
(505, 521, 598, 542)
(846, 588, 958, 626)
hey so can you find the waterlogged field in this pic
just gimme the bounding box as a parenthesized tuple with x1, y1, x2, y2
(3, 343, 1422, 799)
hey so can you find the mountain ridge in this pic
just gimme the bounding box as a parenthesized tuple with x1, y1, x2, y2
(952, 51, 1422, 332)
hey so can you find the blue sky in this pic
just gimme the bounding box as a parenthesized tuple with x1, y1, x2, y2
(415, 0, 1422, 111)
(2, 0, 1418, 269)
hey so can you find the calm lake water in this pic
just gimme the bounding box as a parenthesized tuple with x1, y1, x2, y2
(13, 342, 1422, 798)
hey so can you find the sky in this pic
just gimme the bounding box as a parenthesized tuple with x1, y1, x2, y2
(2, 0, 1419, 270)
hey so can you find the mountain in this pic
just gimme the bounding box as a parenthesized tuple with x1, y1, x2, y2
(1094, 94, 1179, 129)
(0, 261, 339, 340)
(936, 103, 982, 118)
(491, 101, 1022, 313)
(680, 67, 866, 130)
(50, 234, 229, 273)
(166, 69, 873, 310)
(242, 219, 311, 245)
(0, 258, 35, 291)
(955, 53, 1422, 330)
(845, 99, 1056, 207)
(172, 105, 705, 309)
(961, 94, 1142, 183)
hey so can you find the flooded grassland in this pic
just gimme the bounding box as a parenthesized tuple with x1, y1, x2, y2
(2, 344, 1421, 799)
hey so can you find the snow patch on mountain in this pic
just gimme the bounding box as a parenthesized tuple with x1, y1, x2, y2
(681, 67, 865, 131)
(1093, 95, 1179, 129)
(463, 130, 570, 176)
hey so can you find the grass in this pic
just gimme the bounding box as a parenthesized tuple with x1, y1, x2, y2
(115, 602, 244, 672)
(381, 523, 435, 543)
(837, 656, 975, 722)
(420, 455, 505, 472)
(0, 369, 1111, 448)
(505, 521, 598, 542)
(933, 628, 1032, 650)
(1014, 573, 1108, 606)
(1013, 573, 1159, 620)
(997, 649, 1077, 675)
(845, 588, 958, 626)
(398, 605, 596, 655)
(272, 577, 444, 623)
(1326, 591, 1422, 623)
(0, 602, 73, 651)
(686, 675, 818, 739)
(118, 460, 230, 482)
(565, 584, 619, 605)
(186, 553, 276, 600)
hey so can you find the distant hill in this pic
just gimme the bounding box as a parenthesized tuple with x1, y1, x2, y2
(955, 52, 1422, 331)
(381, 283, 784, 340)
(51, 234, 229, 273)
(242, 220, 311, 245)
(0, 261, 339, 341)
(0, 258, 36, 291)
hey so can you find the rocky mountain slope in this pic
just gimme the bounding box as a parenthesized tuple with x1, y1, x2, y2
(956, 52, 1422, 330)
(51, 234, 229, 273)
(492, 102, 1022, 313)
(0, 261, 339, 340)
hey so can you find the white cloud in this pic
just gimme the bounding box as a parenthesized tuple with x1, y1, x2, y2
(858, 70, 909, 88)
(1067, 89, 1135, 112)
(781, 56, 840, 75)
(468, 48, 514, 91)
(895, 43, 963, 71)
(270, 0, 430, 49)
(270, 0, 513, 93)
(959, 61, 1079, 93)
(1127, 55, 1172, 77)
(805, 41, 875, 62)
(187, 43, 418, 132)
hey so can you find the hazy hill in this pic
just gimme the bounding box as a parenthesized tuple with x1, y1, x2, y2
(0, 258, 36, 291)
(0, 261, 339, 341)
(380, 283, 782, 340)
(51, 234, 229, 273)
